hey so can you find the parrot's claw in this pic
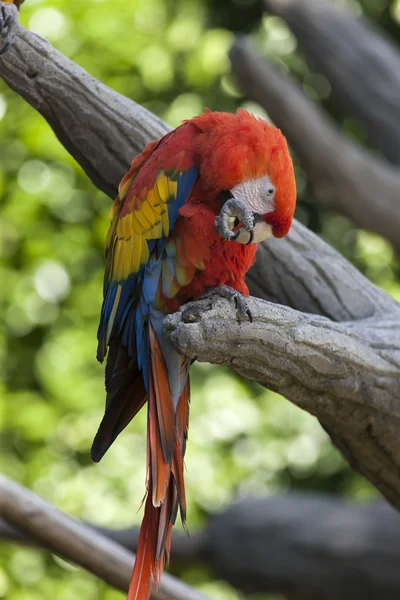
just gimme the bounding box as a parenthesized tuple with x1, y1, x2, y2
(0, 3, 19, 56)
(200, 285, 253, 323)
(215, 197, 254, 242)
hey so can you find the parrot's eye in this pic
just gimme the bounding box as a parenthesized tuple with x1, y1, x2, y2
(267, 187, 275, 197)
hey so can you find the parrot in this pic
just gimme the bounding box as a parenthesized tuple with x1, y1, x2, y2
(93, 108, 296, 600)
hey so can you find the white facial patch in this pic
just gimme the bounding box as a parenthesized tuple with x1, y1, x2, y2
(230, 175, 276, 215)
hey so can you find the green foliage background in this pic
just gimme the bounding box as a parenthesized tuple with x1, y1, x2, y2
(1, 0, 400, 598)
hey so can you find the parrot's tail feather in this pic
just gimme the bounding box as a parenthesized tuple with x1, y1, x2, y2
(149, 323, 176, 463)
(175, 378, 190, 459)
(91, 340, 147, 463)
(172, 433, 188, 528)
(172, 382, 189, 526)
(128, 374, 190, 599)
(128, 491, 158, 600)
(156, 478, 177, 561)
(148, 359, 172, 506)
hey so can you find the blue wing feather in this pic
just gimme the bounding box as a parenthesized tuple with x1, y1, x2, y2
(98, 165, 199, 392)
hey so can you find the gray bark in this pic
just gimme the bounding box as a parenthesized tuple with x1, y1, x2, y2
(264, 0, 400, 165)
(0, 476, 209, 600)
(229, 37, 400, 252)
(3, 6, 400, 249)
(165, 294, 400, 507)
(0, 15, 168, 198)
(4, 493, 400, 600)
(1, 5, 400, 520)
(247, 220, 396, 320)
(204, 494, 400, 600)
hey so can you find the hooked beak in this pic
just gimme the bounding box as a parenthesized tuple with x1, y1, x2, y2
(218, 176, 276, 245)
(232, 214, 273, 245)
(218, 191, 273, 245)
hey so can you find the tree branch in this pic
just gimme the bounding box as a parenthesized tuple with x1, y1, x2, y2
(4, 492, 400, 600)
(0, 17, 395, 322)
(0, 518, 206, 566)
(247, 220, 397, 320)
(0, 476, 209, 600)
(264, 0, 400, 164)
(0, 6, 168, 198)
(164, 295, 400, 507)
(229, 36, 400, 251)
(2, 12, 400, 513)
(204, 493, 400, 600)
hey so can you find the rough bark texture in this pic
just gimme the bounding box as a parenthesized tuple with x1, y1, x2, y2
(247, 220, 397, 319)
(0, 18, 168, 198)
(1, 2, 400, 525)
(4, 493, 400, 600)
(204, 494, 400, 600)
(264, 0, 400, 165)
(3, 7, 400, 250)
(229, 37, 400, 252)
(0, 476, 209, 600)
(165, 294, 400, 504)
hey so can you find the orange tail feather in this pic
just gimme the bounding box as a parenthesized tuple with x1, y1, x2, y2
(127, 490, 158, 600)
(127, 328, 190, 600)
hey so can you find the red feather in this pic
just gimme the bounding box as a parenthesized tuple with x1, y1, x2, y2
(127, 336, 190, 598)
(149, 324, 176, 464)
(127, 489, 157, 600)
(148, 360, 171, 507)
(96, 109, 297, 600)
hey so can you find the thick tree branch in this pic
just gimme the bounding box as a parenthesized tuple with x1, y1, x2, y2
(229, 37, 400, 251)
(4, 493, 400, 600)
(204, 494, 400, 600)
(264, 0, 400, 164)
(2, 14, 400, 512)
(0, 17, 396, 321)
(0, 6, 168, 198)
(164, 295, 400, 507)
(0, 518, 205, 565)
(247, 220, 397, 320)
(0, 476, 209, 600)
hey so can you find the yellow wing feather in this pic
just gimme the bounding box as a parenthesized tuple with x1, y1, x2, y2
(109, 170, 181, 283)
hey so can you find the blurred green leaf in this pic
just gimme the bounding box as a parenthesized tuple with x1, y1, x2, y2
(0, 0, 392, 598)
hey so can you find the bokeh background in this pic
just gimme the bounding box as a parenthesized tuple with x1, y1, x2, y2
(1, 0, 400, 598)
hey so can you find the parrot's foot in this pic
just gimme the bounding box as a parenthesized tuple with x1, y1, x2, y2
(200, 285, 253, 322)
(215, 197, 255, 243)
(0, 3, 19, 56)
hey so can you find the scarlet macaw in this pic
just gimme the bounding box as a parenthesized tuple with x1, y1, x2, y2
(93, 109, 296, 599)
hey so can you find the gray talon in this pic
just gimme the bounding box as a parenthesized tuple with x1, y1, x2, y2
(200, 285, 253, 322)
(215, 197, 254, 241)
(232, 291, 253, 322)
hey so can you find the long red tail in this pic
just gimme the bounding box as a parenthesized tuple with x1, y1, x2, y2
(128, 325, 189, 600)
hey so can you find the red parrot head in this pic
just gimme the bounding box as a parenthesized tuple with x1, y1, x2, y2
(192, 108, 297, 242)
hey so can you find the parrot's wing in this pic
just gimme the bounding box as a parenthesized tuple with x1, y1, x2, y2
(93, 125, 198, 461)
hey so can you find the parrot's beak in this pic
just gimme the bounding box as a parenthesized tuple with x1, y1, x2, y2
(216, 193, 274, 245)
(220, 176, 276, 245)
(232, 214, 273, 245)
